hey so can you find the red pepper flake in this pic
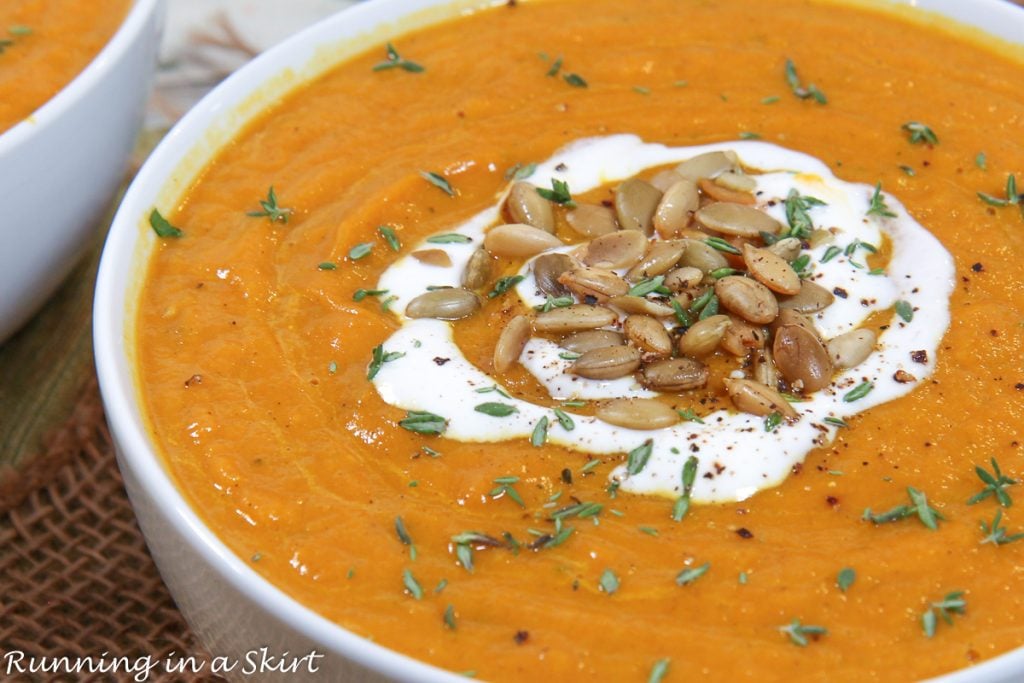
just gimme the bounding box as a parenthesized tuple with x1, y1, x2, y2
(910, 350, 928, 364)
(971, 262, 984, 272)
(735, 528, 754, 539)
(826, 496, 840, 508)
(433, 357, 451, 366)
(184, 374, 202, 388)
(514, 630, 530, 644)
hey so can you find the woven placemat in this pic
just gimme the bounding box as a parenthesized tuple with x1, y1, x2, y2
(0, 379, 223, 682)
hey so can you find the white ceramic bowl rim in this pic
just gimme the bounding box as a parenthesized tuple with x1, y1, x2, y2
(94, 1, 1024, 682)
(0, 0, 161, 155)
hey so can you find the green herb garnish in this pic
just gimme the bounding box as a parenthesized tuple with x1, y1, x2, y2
(843, 381, 874, 402)
(836, 567, 856, 592)
(563, 73, 588, 88)
(318, 262, 337, 271)
(784, 58, 827, 104)
(672, 455, 699, 522)
(353, 288, 389, 302)
(902, 121, 938, 145)
(491, 476, 525, 507)
(867, 182, 897, 218)
(535, 295, 574, 312)
(626, 440, 654, 476)
(149, 208, 183, 238)
(784, 188, 827, 239)
(378, 225, 401, 251)
(475, 402, 518, 417)
(349, 242, 373, 260)
(599, 568, 620, 595)
(704, 237, 741, 255)
(648, 659, 671, 683)
(426, 233, 472, 244)
(975, 152, 987, 171)
(968, 458, 1016, 507)
(821, 246, 841, 263)
(780, 619, 828, 647)
(863, 486, 944, 530)
(922, 592, 966, 638)
(402, 569, 424, 599)
(675, 562, 710, 586)
(739, 131, 761, 140)
(823, 416, 848, 428)
(677, 409, 704, 424)
(764, 412, 783, 432)
(398, 410, 447, 435)
(895, 300, 914, 323)
(505, 162, 537, 180)
(443, 604, 457, 630)
(247, 186, 293, 223)
(980, 509, 1024, 546)
(373, 42, 424, 73)
(628, 275, 666, 297)
(420, 171, 455, 196)
(536, 178, 576, 207)
(546, 55, 563, 77)
(488, 275, 525, 299)
(367, 344, 404, 380)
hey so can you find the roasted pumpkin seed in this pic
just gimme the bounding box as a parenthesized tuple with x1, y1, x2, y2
(826, 329, 876, 369)
(484, 223, 563, 257)
(626, 241, 687, 282)
(583, 230, 647, 269)
(493, 315, 531, 372)
(678, 314, 731, 358)
(532, 252, 573, 298)
(679, 239, 728, 274)
(777, 280, 835, 313)
(720, 315, 766, 356)
(411, 249, 453, 268)
(623, 315, 673, 357)
(607, 295, 675, 317)
(534, 304, 618, 333)
(570, 345, 642, 379)
(766, 237, 802, 262)
(698, 178, 755, 205)
(653, 179, 700, 238)
(723, 378, 798, 419)
(406, 288, 480, 320)
(614, 178, 662, 235)
(772, 324, 834, 392)
(639, 358, 709, 391)
(742, 243, 801, 295)
(558, 266, 630, 301)
(674, 151, 739, 182)
(597, 398, 680, 430)
(565, 203, 619, 237)
(561, 329, 624, 354)
(696, 202, 783, 238)
(664, 266, 705, 292)
(715, 276, 779, 324)
(507, 181, 555, 233)
(461, 248, 491, 289)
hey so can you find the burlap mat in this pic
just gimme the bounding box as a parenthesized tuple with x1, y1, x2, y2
(0, 379, 223, 682)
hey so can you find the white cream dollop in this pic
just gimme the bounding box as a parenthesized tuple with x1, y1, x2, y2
(372, 135, 954, 503)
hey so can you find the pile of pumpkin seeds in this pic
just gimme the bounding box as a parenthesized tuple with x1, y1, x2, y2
(405, 151, 879, 431)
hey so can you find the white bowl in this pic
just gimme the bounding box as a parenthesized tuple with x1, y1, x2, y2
(94, 1, 1024, 681)
(0, 0, 163, 343)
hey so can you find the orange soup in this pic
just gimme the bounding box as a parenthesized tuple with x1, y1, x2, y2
(0, 0, 133, 133)
(136, 1, 1024, 680)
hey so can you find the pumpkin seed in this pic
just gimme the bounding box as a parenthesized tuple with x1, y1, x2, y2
(614, 178, 662, 235)
(639, 357, 709, 391)
(826, 329, 876, 369)
(777, 280, 835, 313)
(626, 241, 687, 282)
(507, 181, 555, 233)
(678, 314, 731, 358)
(565, 203, 619, 237)
(742, 243, 801, 295)
(484, 223, 563, 257)
(766, 237, 802, 262)
(561, 329, 624, 354)
(650, 169, 685, 192)
(715, 276, 779, 324)
(715, 171, 757, 193)
(698, 178, 755, 205)
(534, 304, 618, 333)
(406, 288, 480, 320)
(493, 315, 531, 372)
(679, 239, 728, 274)
(720, 315, 766, 356)
(674, 151, 739, 182)
(570, 345, 642, 379)
(772, 324, 834, 392)
(583, 230, 647, 269)
(461, 248, 492, 289)
(623, 315, 673, 357)
(411, 249, 453, 268)
(695, 202, 783, 238)
(664, 266, 705, 292)
(653, 179, 700, 238)
(607, 296, 674, 317)
(723, 378, 798, 419)
(770, 309, 821, 341)
(596, 398, 680, 430)
(558, 266, 629, 301)
(532, 252, 573, 298)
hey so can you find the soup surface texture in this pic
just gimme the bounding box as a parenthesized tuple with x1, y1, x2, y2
(0, 0, 133, 134)
(136, 0, 1024, 680)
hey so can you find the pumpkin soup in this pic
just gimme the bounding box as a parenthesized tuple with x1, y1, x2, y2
(0, 0, 133, 133)
(137, 0, 1024, 680)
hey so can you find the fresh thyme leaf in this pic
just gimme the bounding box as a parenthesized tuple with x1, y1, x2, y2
(628, 275, 666, 297)
(670, 299, 691, 326)
(739, 131, 761, 140)
(978, 191, 1011, 207)
(149, 208, 183, 238)
(563, 73, 588, 88)
(530, 417, 548, 447)
(402, 569, 424, 599)
(475, 402, 518, 417)
(366, 344, 404, 380)
(505, 162, 537, 180)
(488, 275, 525, 299)
(420, 171, 455, 196)
(675, 562, 710, 586)
(530, 525, 575, 550)
(353, 288, 389, 302)
(705, 237, 741, 255)
(922, 591, 966, 638)
(632, 85, 651, 95)
(490, 477, 526, 507)
(372, 42, 424, 73)
(534, 295, 574, 312)
(863, 486, 944, 529)
(823, 416, 848, 428)
(378, 225, 401, 251)
(581, 459, 601, 473)
(443, 604, 457, 630)
(599, 568, 620, 595)
(546, 55, 563, 77)
(784, 58, 827, 104)
(349, 242, 373, 260)
(761, 95, 780, 105)
(895, 300, 914, 323)
(902, 121, 939, 145)
(784, 188, 826, 239)
(536, 178, 576, 207)
(426, 232, 471, 244)
(558, 351, 581, 361)
(780, 619, 828, 647)
(698, 295, 720, 320)
(8, 25, 32, 36)
(843, 381, 873, 402)
(327, 361, 338, 374)
(395, 516, 413, 546)
(764, 412, 783, 432)
(626, 439, 654, 476)
(318, 262, 337, 271)
(247, 186, 293, 223)
(551, 502, 603, 520)
(398, 410, 447, 435)
(899, 165, 916, 177)
(672, 455, 699, 522)
(648, 659, 671, 683)
(553, 408, 575, 431)
(975, 152, 987, 171)
(710, 267, 743, 279)
(0, 39, 13, 54)
(821, 246, 841, 263)
(867, 182, 897, 218)
(968, 457, 1017, 507)
(677, 409, 705, 424)
(836, 567, 856, 592)
(980, 509, 1024, 546)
